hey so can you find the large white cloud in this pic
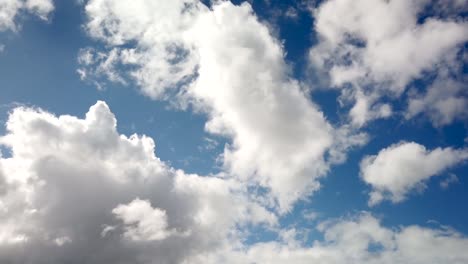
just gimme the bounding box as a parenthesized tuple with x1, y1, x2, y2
(0, 0, 54, 32)
(0, 101, 276, 263)
(310, 0, 468, 126)
(189, 213, 468, 264)
(79, 0, 366, 212)
(360, 142, 468, 205)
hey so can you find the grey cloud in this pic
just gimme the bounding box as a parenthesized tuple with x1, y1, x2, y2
(0, 101, 275, 264)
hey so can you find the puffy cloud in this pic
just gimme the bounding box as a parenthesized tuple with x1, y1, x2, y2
(2, 108, 467, 264)
(0, 101, 275, 263)
(79, 0, 367, 212)
(189, 213, 468, 264)
(111, 198, 174, 241)
(360, 142, 468, 205)
(0, 0, 54, 32)
(310, 0, 468, 126)
(189, 3, 334, 211)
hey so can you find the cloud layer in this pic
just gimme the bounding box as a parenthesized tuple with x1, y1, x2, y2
(192, 213, 468, 264)
(0, 101, 275, 263)
(1, 103, 467, 263)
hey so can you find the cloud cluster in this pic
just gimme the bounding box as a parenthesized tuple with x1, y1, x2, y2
(111, 198, 175, 241)
(190, 213, 468, 264)
(2, 0, 467, 262)
(0, 0, 54, 32)
(78, 0, 369, 212)
(1, 103, 468, 263)
(0, 101, 275, 263)
(360, 142, 468, 205)
(310, 0, 468, 126)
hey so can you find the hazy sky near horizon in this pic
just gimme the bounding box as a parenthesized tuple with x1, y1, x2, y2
(0, 0, 468, 263)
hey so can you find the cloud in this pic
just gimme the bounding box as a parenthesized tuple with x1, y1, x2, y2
(1, 109, 467, 264)
(79, 0, 367, 212)
(360, 142, 468, 205)
(440, 174, 459, 190)
(309, 0, 468, 126)
(111, 198, 175, 241)
(189, 213, 468, 264)
(0, 101, 276, 263)
(406, 75, 468, 126)
(0, 0, 54, 32)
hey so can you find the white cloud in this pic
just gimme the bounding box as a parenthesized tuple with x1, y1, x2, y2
(360, 142, 468, 205)
(82, 0, 200, 97)
(440, 174, 459, 190)
(112, 198, 174, 241)
(0, 0, 54, 32)
(190, 2, 334, 211)
(406, 76, 468, 126)
(79, 0, 367, 212)
(0, 101, 275, 263)
(189, 213, 468, 264)
(0, 101, 466, 264)
(24, 0, 53, 20)
(310, 0, 468, 126)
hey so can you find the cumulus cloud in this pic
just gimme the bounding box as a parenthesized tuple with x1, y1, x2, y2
(78, 0, 367, 212)
(0, 0, 54, 32)
(0, 101, 276, 263)
(189, 213, 468, 264)
(111, 198, 175, 241)
(360, 142, 468, 205)
(310, 0, 468, 126)
(2, 116, 467, 264)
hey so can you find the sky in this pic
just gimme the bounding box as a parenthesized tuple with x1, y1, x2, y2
(0, 0, 467, 263)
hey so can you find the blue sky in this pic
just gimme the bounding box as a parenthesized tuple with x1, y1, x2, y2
(0, 0, 468, 263)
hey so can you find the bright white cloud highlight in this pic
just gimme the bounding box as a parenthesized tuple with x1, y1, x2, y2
(310, 0, 468, 126)
(112, 198, 174, 241)
(360, 142, 468, 205)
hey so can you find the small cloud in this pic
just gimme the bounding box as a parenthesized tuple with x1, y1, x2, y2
(440, 174, 459, 190)
(302, 210, 319, 221)
(54, 236, 72, 246)
(284, 7, 299, 21)
(198, 137, 219, 152)
(101, 225, 116, 238)
(76, 68, 86, 80)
